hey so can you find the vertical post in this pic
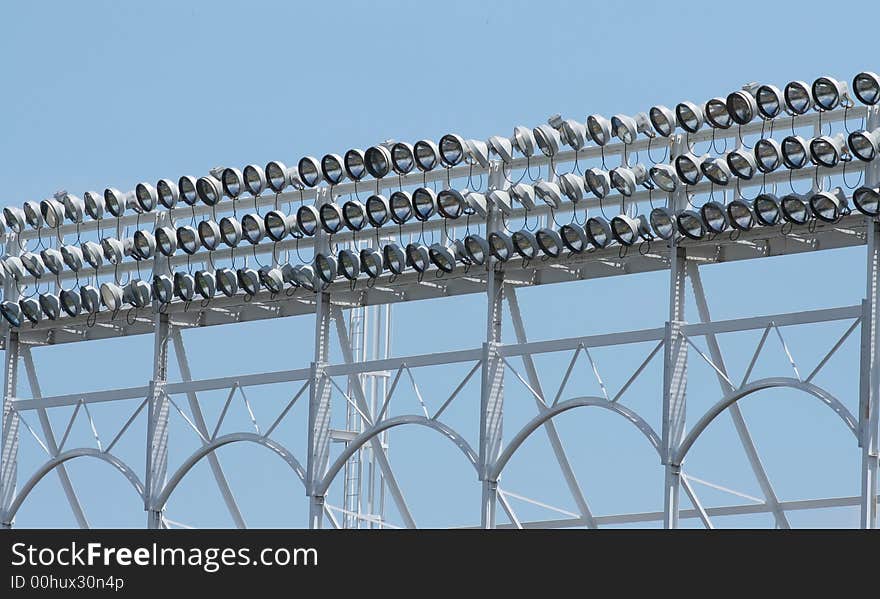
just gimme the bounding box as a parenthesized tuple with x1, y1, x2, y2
(145, 312, 170, 529)
(480, 161, 506, 528)
(1, 232, 22, 528)
(662, 134, 688, 528)
(859, 106, 880, 529)
(307, 186, 332, 529)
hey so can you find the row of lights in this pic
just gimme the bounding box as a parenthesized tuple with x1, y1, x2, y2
(3, 183, 876, 327)
(4, 73, 877, 234)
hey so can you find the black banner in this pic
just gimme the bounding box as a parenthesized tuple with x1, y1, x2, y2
(1, 529, 875, 594)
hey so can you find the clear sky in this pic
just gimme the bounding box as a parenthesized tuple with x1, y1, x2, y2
(2, 0, 878, 529)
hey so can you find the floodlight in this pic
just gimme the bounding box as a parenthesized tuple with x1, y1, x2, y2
(196, 176, 223, 206)
(701, 157, 732, 186)
(20, 297, 43, 323)
(341, 200, 367, 231)
(103, 188, 128, 218)
(727, 149, 758, 180)
(754, 138, 782, 173)
(649, 105, 677, 137)
(535, 228, 563, 257)
(216, 268, 239, 297)
(463, 234, 490, 265)
(812, 76, 849, 111)
(754, 193, 782, 226)
(560, 119, 588, 149)
(611, 113, 653, 143)
(412, 187, 437, 221)
(40, 248, 63, 275)
(81, 241, 104, 268)
(319, 203, 345, 234)
(650, 207, 676, 239)
(365, 145, 393, 178)
(586, 114, 612, 146)
(413, 140, 440, 171)
(674, 152, 706, 185)
(428, 244, 457, 273)
(82, 191, 106, 221)
(488, 231, 514, 262)
(533, 125, 561, 157)
(676, 210, 706, 240)
(727, 90, 758, 125)
(198, 220, 221, 250)
(100, 237, 126, 265)
(156, 179, 179, 209)
(512, 126, 536, 156)
(784, 80, 812, 115)
(21, 252, 46, 278)
(649, 164, 679, 192)
(238, 267, 262, 295)
(488, 135, 515, 162)
(60, 288, 82, 317)
(389, 191, 413, 224)
(437, 189, 465, 219)
(700, 201, 729, 233)
(194, 270, 216, 299)
(337, 250, 361, 280)
(178, 176, 199, 205)
(853, 72, 880, 106)
(265, 161, 296, 192)
(466, 139, 490, 167)
(60, 245, 84, 272)
(1, 256, 26, 282)
(100, 282, 125, 312)
(241, 213, 266, 244)
(152, 275, 173, 305)
(781, 193, 810, 224)
(24, 201, 43, 228)
(559, 173, 586, 203)
(0, 301, 23, 326)
(853, 186, 880, 216)
(383, 243, 406, 275)
(366, 194, 390, 227)
(62, 192, 84, 223)
(261, 210, 288, 242)
(809, 187, 848, 222)
(296, 205, 320, 237)
(782, 135, 811, 169)
(292, 264, 317, 291)
(585, 216, 611, 248)
(611, 164, 650, 196)
(510, 183, 537, 209)
(439, 134, 467, 167)
(173, 272, 196, 301)
(221, 168, 244, 198)
(259, 266, 285, 293)
(810, 133, 848, 167)
(220, 217, 243, 247)
(243, 164, 266, 196)
(80, 284, 101, 314)
(464, 190, 488, 218)
(848, 129, 880, 162)
(321, 154, 346, 185)
(675, 101, 704, 133)
(756, 84, 784, 119)
(611, 214, 650, 246)
(176, 226, 200, 255)
(512, 230, 538, 259)
(584, 168, 611, 198)
(127, 280, 151, 308)
(727, 200, 756, 231)
(390, 143, 415, 175)
(404, 243, 430, 273)
(535, 180, 563, 209)
(560, 223, 588, 253)
(344, 149, 368, 180)
(40, 198, 65, 228)
(360, 248, 383, 278)
(704, 97, 732, 129)
(298, 156, 323, 188)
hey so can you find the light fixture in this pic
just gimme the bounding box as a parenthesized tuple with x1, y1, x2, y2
(781, 193, 810, 225)
(126, 280, 152, 308)
(238, 267, 262, 295)
(221, 168, 244, 198)
(611, 214, 649, 246)
(152, 275, 173, 305)
(216, 268, 239, 297)
(676, 210, 705, 240)
(726, 89, 758, 125)
(510, 183, 536, 209)
(259, 266, 285, 293)
(704, 98, 732, 129)
(848, 129, 880, 162)
(781, 135, 811, 169)
(319, 203, 344, 234)
(463, 235, 490, 265)
(219, 217, 243, 247)
(437, 189, 465, 219)
(20, 297, 43, 323)
(241, 213, 266, 244)
(559, 223, 588, 253)
(62, 192, 85, 223)
(100, 237, 127, 265)
(366, 194, 390, 227)
(853, 72, 880, 106)
(512, 126, 536, 156)
(853, 186, 880, 216)
(810, 133, 848, 167)
(754, 193, 782, 226)
(649, 164, 679, 192)
(292, 264, 317, 291)
(156, 226, 180, 256)
(611, 113, 654, 143)
(178, 175, 199, 205)
(337, 250, 361, 280)
(157, 179, 179, 209)
(454, 239, 471, 265)
(756, 84, 784, 119)
(463, 190, 488, 217)
(60, 289, 82, 317)
(0, 301, 23, 327)
(700, 201, 729, 234)
(40, 248, 64, 275)
(488, 135, 515, 162)
(585, 216, 611, 248)
(700, 157, 732, 186)
(198, 219, 221, 250)
(262, 210, 288, 241)
(535, 228, 563, 257)
(196, 176, 223, 206)
(674, 152, 705, 185)
(754, 138, 782, 173)
(338, 200, 365, 231)
(611, 164, 650, 196)
(1, 256, 26, 282)
(40, 198, 65, 228)
(60, 245, 84, 272)
(176, 225, 200, 254)
(80, 284, 101, 314)
(649, 105, 676, 137)
(512, 230, 538, 259)
(390, 143, 415, 175)
(533, 125, 560, 157)
(81, 241, 104, 269)
(560, 119, 588, 149)
(535, 180, 563, 209)
(134, 183, 157, 212)
(428, 244, 457, 273)
(812, 76, 849, 111)
(265, 161, 297, 193)
(389, 191, 413, 224)
(466, 139, 490, 167)
(296, 205, 320, 237)
(404, 243, 430, 273)
(194, 270, 216, 299)
(103, 188, 129, 217)
(173, 272, 196, 301)
(809, 187, 848, 222)
(584, 168, 611, 198)
(586, 114, 612, 146)
(783, 80, 812, 115)
(24, 201, 43, 228)
(489, 188, 517, 215)
(83, 191, 105, 221)
(100, 282, 125, 312)
(675, 101, 704, 133)
(243, 164, 266, 196)
(413, 140, 440, 171)
(383, 243, 406, 275)
(726, 149, 758, 180)
(559, 173, 586, 203)
(321, 154, 346, 185)
(344, 149, 368, 180)
(298, 156, 323, 188)
(439, 134, 467, 167)
(365, 145, 393, 178)
(488, 231, 514, 261)
(412, 187, 437, 221)
(727, 200, 755, 231)
(21, 252, 46, 278)
(360, 247, 383, 278)
(650, 207, 676, 239)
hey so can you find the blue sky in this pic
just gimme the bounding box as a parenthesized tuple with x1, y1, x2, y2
(2, 0, 878, 528)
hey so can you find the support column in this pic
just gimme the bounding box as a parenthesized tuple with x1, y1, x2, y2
(0, 330, 20, 528)
(860, 105, 880, 528)
(480, 161, 505, 529)
(662, 134, 688, 529)
(145, 312, 170, 529)
(307, 291, 332, 529)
